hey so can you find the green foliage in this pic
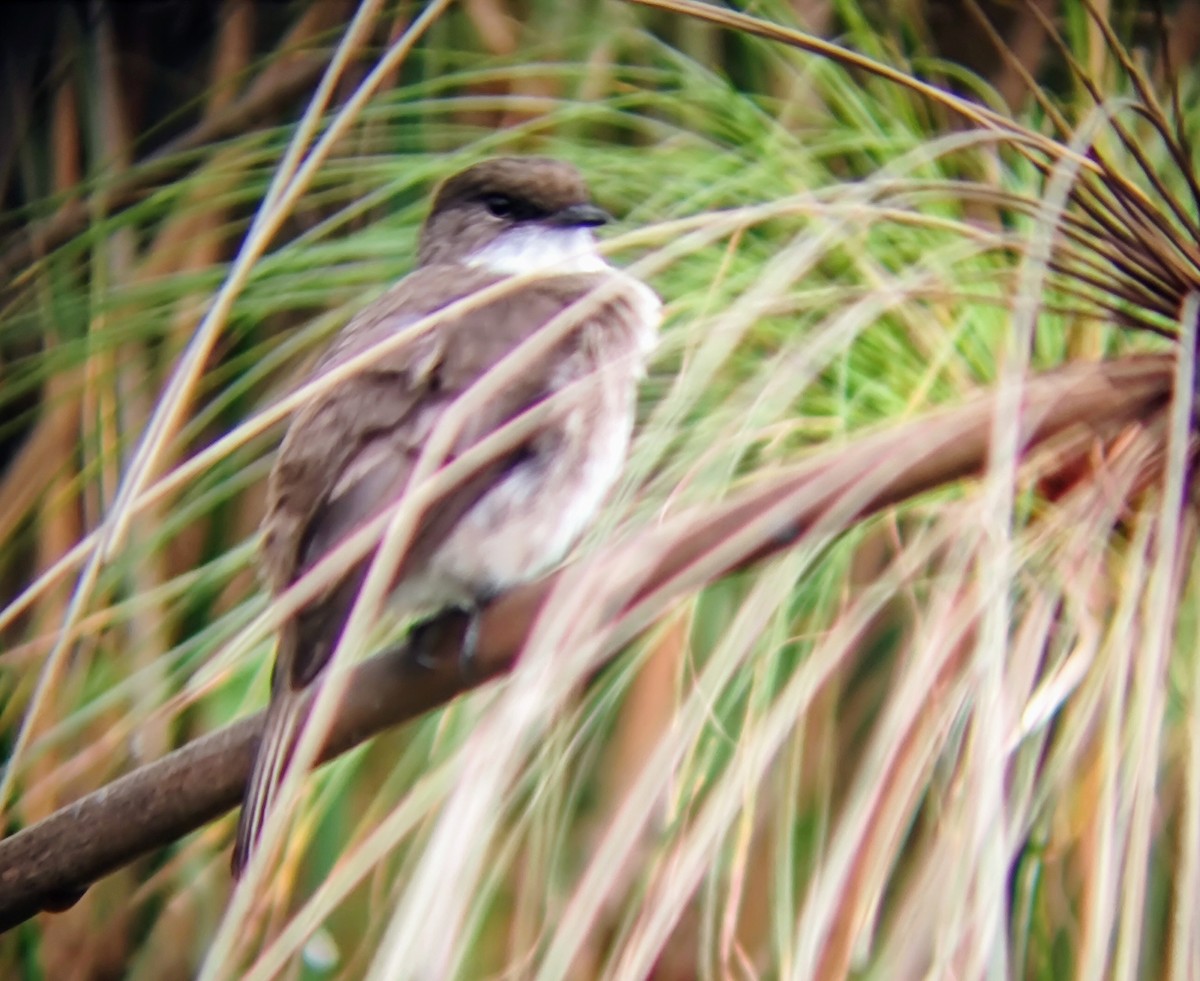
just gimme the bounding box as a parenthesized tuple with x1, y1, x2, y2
(3, 1, 1199, 978)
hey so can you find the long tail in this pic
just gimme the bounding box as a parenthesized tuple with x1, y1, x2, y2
(231, 690, 305, 878)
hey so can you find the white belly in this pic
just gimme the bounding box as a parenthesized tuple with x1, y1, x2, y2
(392, 269, 661, 613)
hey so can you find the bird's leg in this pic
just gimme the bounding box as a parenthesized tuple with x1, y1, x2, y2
(407, 613, 450, 671)
(459, 606, 482, 680)
(407, 605, 481, 681)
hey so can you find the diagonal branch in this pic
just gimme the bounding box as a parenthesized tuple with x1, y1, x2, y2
(0, 355, 1173, 932)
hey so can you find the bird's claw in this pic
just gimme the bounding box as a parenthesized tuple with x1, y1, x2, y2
(408, 606, 480, 681)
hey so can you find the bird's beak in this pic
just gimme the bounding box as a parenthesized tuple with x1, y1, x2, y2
(548, 203, 612, 228)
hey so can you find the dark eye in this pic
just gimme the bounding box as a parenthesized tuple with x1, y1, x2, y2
(481, 193, 546, 222)
(483, 194, 517, 219)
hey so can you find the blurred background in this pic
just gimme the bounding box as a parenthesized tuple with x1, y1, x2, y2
(2, 1, 1200, 978)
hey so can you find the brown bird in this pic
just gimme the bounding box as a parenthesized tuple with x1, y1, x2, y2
(231, 157, 661, 876)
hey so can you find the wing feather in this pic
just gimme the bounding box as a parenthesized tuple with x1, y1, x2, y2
(233, 266, 657, 875)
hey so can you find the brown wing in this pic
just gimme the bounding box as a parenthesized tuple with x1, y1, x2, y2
(267, 266, 647, 686)
(233, 266, 651, 876)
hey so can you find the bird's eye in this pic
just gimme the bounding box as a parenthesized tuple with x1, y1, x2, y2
(481, 193, 547, 222)
(483, 194, 517, 219)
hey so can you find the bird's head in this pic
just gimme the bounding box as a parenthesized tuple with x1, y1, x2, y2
(417, 157, 612, 274)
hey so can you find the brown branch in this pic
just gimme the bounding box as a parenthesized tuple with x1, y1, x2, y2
(0, 355, 1173, 932)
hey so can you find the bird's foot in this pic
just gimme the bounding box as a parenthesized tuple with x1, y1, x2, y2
(460, 609, 482, 681)
(408, 606, 481, 681)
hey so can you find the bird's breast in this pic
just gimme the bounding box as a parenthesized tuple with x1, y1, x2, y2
(396, 267, 661, 608)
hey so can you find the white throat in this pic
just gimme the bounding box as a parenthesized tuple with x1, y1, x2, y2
(466, 226, 610, 275)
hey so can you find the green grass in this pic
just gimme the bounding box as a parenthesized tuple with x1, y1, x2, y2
(2, 1, 1199, 978)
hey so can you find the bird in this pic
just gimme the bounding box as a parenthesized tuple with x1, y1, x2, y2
(231, 157, 662, 876)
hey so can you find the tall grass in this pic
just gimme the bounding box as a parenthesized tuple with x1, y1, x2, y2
(1, 0, 1197, 977)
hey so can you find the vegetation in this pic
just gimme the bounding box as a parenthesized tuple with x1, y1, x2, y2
(2, 0, 1199, 977)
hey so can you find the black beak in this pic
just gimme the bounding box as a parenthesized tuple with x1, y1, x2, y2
(548, 203, 611, 228)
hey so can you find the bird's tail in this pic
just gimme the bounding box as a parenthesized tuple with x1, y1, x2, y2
(231, 690, 305, 878)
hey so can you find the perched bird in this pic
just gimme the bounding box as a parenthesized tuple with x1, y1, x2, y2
(232, 157, 661, 876)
